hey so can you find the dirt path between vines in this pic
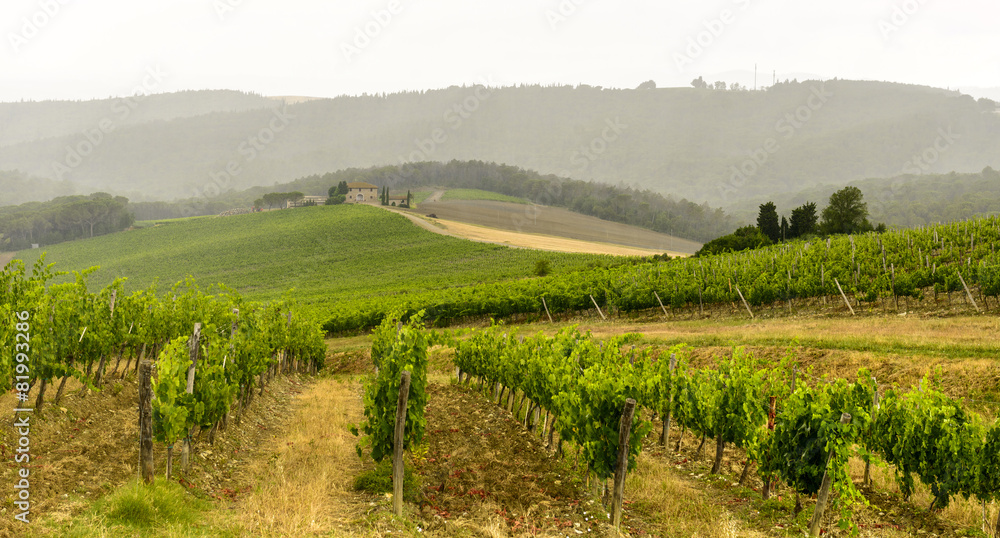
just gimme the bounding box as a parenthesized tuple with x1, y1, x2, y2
(0, 363, 311, 537)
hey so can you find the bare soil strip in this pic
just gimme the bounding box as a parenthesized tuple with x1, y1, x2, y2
(415, 199, 700, 255)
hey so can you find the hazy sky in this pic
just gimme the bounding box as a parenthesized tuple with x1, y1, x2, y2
(2, 0, 998, 102)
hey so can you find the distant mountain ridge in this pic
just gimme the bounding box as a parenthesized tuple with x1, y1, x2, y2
(0, 80, 997, 205)
(0, 90, 277, 148)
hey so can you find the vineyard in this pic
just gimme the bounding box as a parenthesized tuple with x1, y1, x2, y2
(323, 214, 1000, 332)
(22, 204, 1000, 337)
(13, 204, 612, 311)
(356, 319, 1000, 535)
(1, 257, 327, 486)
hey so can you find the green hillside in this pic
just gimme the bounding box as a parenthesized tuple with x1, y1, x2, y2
(131, 161, 736, 243)
(727, 167, 1000, 228)
(439, 189, 527, 204)
(2, 81, 997, 205)
(12, 204, 612, 316)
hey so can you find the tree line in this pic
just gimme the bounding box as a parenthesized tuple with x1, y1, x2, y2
(252, 192, 305, 210)
(0, 193, 134, 252)
(697, 186, 884, 256)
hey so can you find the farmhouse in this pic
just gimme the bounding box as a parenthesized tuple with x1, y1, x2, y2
(387, 194, 408, 207)
(347, 182, 379, 204)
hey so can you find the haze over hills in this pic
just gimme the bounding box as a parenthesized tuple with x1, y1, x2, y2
(0, 89, 277, 148)
(726, 167, 1000, 228)
(1, 80, 997, 207)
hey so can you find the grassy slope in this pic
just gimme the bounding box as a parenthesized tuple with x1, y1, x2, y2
(13, 204, 609, 314)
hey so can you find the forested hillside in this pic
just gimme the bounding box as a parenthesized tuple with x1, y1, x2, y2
(128, 161, 733, 242)
(1, 81, 997, 205)
(727, 167, 1000, 228)
(0, 169, 77, 206)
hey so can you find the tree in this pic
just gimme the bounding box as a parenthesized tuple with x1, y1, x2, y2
(691, 76, 708, 89)
(788, 202, 818, 238)
(780, 216, 788, 242)
(695, 225, 772, 256)
(325, 194, 345, 205)
(336, 181, 349, 195)
(756, 202, 780, 243)
(821, 186, 872, 235)
(713, 81, 727, 91)
(636, 80, 656, 90)
(406, 190, 412, 207)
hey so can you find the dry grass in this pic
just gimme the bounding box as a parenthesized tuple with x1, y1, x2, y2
(849, 457, 1000, 536)
(625, 451, 768, 538)
(385, 205, 689, 257)
(231, 375, 367, 536)
(431, 218, 681, 257)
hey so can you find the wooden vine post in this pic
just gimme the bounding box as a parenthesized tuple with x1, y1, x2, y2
(957, 271, 981, 313)
(808, 413, 852, 537)
(653, 291, 669, 318)
(734, 285, 754, 319)
(660, 353, 677, 446)
(834, 278, 855, 316)
(138, 360, 154, 484)
(541, 296, 553, 323)
(762, 396, 777, 499)
(589, 295, 607, 320)
(393, 370, 412, 517)
(611, 398, 637, 530)
(864, 379, 879, 485)
(181, 323, 201, 473)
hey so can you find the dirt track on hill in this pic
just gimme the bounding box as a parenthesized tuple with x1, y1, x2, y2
(0, 251, 17, 268)
(383, 206, 670, 256)
(415, 200, 701, 255)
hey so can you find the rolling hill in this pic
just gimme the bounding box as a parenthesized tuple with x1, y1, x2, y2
(1, 81, 997, 206)
(10, 204, 613, 316)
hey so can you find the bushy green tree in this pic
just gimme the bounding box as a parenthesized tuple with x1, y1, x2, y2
(695, 225, 772, 256)
(821, 186, 872, 234)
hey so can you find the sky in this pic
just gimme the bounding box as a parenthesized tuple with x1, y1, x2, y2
(2, 0, 999, 102)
